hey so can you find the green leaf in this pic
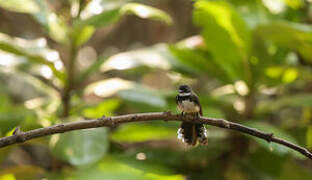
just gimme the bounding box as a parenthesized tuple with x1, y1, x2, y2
(74, 8, 121, 29)
(83, 99, 120, 118)
(0, 41, 65, 81)
(118, 87, 167, 108)
(0, 0, 39, 13)
(120, 3, 172, 25)
(193, 0, 252, 83)
(85, 78, 134, 98)
(243, 121, 304, 159)
(101, 44, 174, 71)
(111, 123, 176, 142)
(52, 128, 109, 166)
(72, 3, 171, 47)
(256, 21, 312, 63)
(46, 13, 69, 44)
(71, 26, 95, 47)
(100, 43, 195, 76)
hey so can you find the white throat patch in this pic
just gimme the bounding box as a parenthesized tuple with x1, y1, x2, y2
(179, 92, 191, 96)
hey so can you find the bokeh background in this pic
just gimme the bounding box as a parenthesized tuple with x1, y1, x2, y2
(1, 0, 312, 179)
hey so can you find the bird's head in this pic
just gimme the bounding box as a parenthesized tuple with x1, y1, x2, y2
(178, 84, 192, 93)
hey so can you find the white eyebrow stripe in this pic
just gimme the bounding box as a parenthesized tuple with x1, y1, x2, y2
(179, 92, 191, 96)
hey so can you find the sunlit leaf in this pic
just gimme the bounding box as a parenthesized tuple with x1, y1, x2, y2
(193, 0, 252, 83)
(101, 44, 172, 72)
(72, 26, 95, 47)
(0, 41, 65, 81)
(85, 78, 134, 98)
(120, 3, 172, 25)
(72, 3, 171, 47)
(52, 128, 109, 166)
(0, 173, 15, 180)
(74, 8, 121, 29)
(47, 13, 69, 44)
(0, 0, 39, 13)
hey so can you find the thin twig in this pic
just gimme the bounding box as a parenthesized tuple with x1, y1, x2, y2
(0, 112, 311, 159)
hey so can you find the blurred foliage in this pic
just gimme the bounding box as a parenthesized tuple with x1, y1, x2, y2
(1, 0, 312, 179)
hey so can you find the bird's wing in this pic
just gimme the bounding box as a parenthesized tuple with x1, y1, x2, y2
(191, 93, 203, 116)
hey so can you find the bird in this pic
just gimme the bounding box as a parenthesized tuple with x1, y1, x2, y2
(176, 85, 208, 146)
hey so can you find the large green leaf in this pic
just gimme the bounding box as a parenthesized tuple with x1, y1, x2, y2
(52, 128, 109, 166)
(193, 0, 252, 83)
(256, 21, 312, 63)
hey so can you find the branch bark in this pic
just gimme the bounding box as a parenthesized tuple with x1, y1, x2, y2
(0, 112, 311, 159)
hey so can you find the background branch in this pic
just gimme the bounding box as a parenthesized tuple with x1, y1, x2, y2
(0, 112, 311, 159)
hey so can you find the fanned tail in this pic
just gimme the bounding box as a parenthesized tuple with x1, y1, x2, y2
(177, 122, 208, 146)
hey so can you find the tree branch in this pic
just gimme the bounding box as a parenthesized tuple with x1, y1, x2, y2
(0, 112, 311, 159)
